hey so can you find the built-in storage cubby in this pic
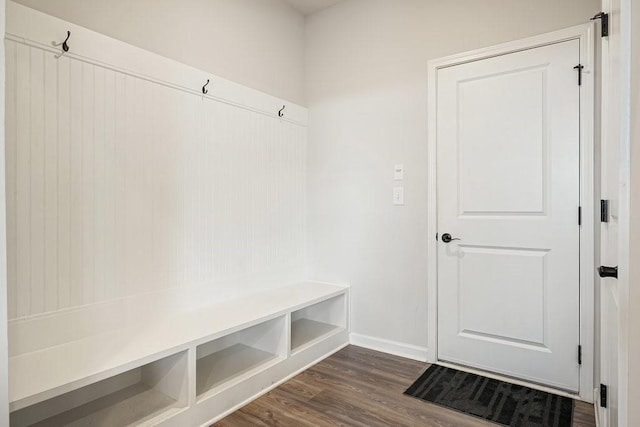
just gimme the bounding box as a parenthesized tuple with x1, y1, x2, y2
(291, 294, 347, 354)
(9, 281, 348, 426)
(196, 316, 287, 401)
(10, 351, 189, 427)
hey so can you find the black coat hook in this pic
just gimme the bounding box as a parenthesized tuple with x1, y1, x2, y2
(62, 30, 71, 52)
(53, 30, 71, 59)
(202, 79, 209, 95)
(278, 105, 285, 117)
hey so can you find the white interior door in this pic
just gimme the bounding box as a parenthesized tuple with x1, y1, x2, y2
(437, 39, 582, 392)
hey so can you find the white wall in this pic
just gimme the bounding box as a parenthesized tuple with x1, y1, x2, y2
(304, 0, 600, 355)
(11, 0, 306, 105)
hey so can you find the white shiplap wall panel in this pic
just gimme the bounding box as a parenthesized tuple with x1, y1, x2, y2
(43, 52, 58, 314)
(56, 55, 71, 311)
(29, 47, 45, 317)
(15, 43, 30, 318)
(5, 39, 307, 319)
(68, 57, 82, 310)
(5, 39, 17, 320)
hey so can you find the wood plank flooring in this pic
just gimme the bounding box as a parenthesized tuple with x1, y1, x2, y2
(215, 345, 596, 427)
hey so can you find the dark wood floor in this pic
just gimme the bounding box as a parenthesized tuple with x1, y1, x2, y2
(215, 345, 596, 427)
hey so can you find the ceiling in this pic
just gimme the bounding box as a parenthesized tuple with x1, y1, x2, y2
(284, 0, 345, 16)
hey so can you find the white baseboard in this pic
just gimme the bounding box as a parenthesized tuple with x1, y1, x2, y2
(349, 333, 428, 362)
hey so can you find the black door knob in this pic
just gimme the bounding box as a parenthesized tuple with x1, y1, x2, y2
(441, 233, 460, 243)
(598, 265, 618, 279)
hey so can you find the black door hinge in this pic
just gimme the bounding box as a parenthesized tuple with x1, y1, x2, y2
(591, 12, 609, 37)
(435, 233, 438, 241)
(573, 64, 584, 86)
(578, 206, 582, 226)
(601, 200, 609, 222)
(600, 384, 608, 408)
(578, 345, 582, 365)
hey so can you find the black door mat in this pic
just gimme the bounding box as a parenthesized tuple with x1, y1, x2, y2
(404, 364, 574, 427)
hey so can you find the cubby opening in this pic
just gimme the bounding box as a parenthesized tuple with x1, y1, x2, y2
(10, 351, 189, 427)
(196, 316, 287, 401)
(291, 294, 347, 354)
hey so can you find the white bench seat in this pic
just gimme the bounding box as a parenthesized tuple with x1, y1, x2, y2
(9, 281, 349, 426)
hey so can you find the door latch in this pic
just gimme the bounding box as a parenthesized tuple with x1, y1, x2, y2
(598, 265, 618, 279)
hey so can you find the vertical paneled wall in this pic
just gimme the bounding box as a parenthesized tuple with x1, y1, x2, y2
(5, 40, 306, 319)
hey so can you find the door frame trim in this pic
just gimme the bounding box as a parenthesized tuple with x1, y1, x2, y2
(426, 23, 596, 401)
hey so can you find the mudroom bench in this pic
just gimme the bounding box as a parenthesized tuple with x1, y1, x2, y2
(8, 281, 350, 426)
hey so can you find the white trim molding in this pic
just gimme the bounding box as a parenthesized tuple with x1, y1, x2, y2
(350, 333, 428, 362)
(426, 23, 596, 402)
(5, 1, 307, 126)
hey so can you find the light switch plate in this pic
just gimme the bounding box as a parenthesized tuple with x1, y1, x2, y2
(393, 187, 404, 205)
(394, 164, 404, 180)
